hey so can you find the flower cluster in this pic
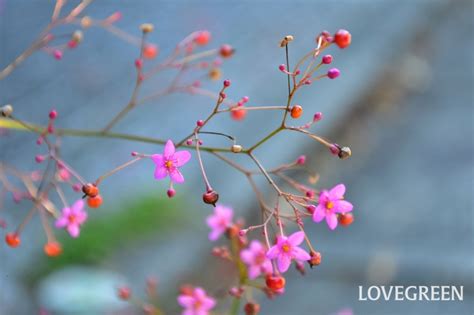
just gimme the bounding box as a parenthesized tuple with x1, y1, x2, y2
(0, 3, 356, 313)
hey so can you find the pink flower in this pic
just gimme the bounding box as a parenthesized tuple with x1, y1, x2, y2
(55, 199, 87, 238)
(206, 204, 233, 241)
(151, 140, 191, 184)
(313, 183, 353, 230)
(266, 231, 311, 273)
(240, 240, 272, 279)
(177, 287, 216, 315)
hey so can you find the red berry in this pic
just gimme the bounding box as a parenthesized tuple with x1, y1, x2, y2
(334, 29, 351, 49)
(219, 44, 234, 58)
(231, 108, 246, 121)
(87, 195, 103, 208)
(82, 183, 99, 198)
(194, 31, 211, 46)
(143, 44, 158, 59)
(202, 190, 219, 206)
(339, 212, 354, 226)
(265, 275, 286, 291)
(44, 242, 62, 257)
(5, 233, 21, 248)
(290, 105, 303, 118)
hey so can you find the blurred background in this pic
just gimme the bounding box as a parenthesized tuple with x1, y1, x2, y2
(0, 0, 473, 314)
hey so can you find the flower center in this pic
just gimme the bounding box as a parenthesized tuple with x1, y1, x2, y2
(68, 214, 76, 224)
(255, 252, 265, 264)
(194, 300, 202, 309)
(165, 160, 173, 170)
(282, 243, 291, 253)
(326, 201, 334, 209)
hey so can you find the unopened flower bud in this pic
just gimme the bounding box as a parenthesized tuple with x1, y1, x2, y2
(327, 68, 340, 79)
(338, 146, 351, 159)
(296, 261, 306, 275)
(309, 251, 322, 268)
(279, 35, 294, 47)
(82, 183, 99, 198)
(202, 189, 219, 206)
(80, 16, 92, 28)
(265, 274, 286, 291)
(72, 30, 83, 43)
(49, 110, 58, 119)
(118, 286, 131, 300)
(223, 79, 231, 87)
(231, 144, 242, 153)
(1, 104, 13, 117)
(313, 112, 323, 122)
(167, 188, 176, 198)
(296, 155, 306, 165)
(140, 23, 154, 33)
(244, 302, 261, 315)
(322, 54, 333, 64)
(219, 44, 234, 58)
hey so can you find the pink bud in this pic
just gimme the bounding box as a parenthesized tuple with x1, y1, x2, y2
(185, 139, 193, 145)
(135, 58, 143, 69)
(58, 169, 70, 181)
(49, 110, 57, 120)
(296, 155, 306, 165)
(306, 190, 315, 199)
(196, 120, 204, 127)
(131, 151, 138, 156)
(238, 229, 247, 237)
(47, 124, 55, 133)
(329, 144, 340, 155)
(313, 112, 323, 122)
(242, 96, 249, 103)
(322, 55, 333, 64)
(52, 50, 63, 60)
(167, 188, 176, 198)
(219, 92, 226, 99)
(223, 79, 231, 87)
(278, 64, 286, 71)
(327, 68, 340, 79)
(35, 155, 45, 163)
(72, 183, 82, 192)
(306, 205, 316, 214)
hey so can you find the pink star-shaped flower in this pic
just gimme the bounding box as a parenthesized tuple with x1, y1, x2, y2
(240, 240, 273, 279)
(177, 287, 216, 315)
(313, 183, 353, 230)
(206, 204, 233, 241)
(55, 199, 87, 238)
(151, 140, 191, 184)
(266, 231, 311, 273)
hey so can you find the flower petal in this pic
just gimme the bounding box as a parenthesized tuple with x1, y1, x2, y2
(174, 151, 192, 167)
(72, 199, 85, 212)
(170, 170, 185, 183)
(292, 246, 311, 261)
(335, 200, 353, 213)
(248, 266, 260, 279)
(266, 245, 280, 259)
(329, 184, 346, 199)
(55, 217, 68, 228)
(67, 224, 80, 238)
(154, 165, 167, 180)
(312, 205, 326, 222)
(151, 154, 164, 166)
(177, 295, 194, 308)
(164, 140, 176, 158)
(240, 249, 254, 264)
(277, 255, 291, 273)
(288, 231, 305, 246)
(208, 229, 222, 241)
(326, 213, 338, 230)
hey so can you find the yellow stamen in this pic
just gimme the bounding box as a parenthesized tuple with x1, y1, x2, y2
(282, 244, 291, 253)
(326, 201, 334, 209)
(165, 160, 173, 169)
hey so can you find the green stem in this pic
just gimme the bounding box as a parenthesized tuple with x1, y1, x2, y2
(230, 296, 241, 315)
